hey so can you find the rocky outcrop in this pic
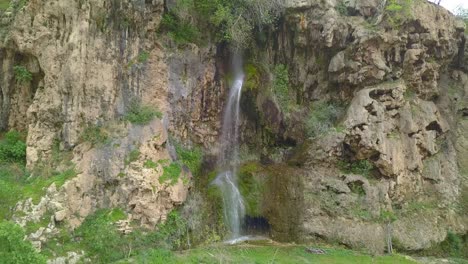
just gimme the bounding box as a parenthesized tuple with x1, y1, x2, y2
(0, 0, 467, 257)
(237, 0, 467, 254)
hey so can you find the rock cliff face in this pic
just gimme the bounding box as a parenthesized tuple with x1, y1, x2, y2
(242, 0, 467, 253)
(0, 0, 466, 255)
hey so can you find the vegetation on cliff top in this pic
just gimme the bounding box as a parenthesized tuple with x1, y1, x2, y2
(160, 0, 284, 48)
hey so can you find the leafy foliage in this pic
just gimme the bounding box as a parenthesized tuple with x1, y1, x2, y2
(306, 101, 345, 138)
(159, 162, 182, 185)
(273, 64, 291, 112)
(161, 12, 200, 45)
(124, 101, 162, 125)
(0, 221, 47, 264)
(43, 209, 189, 262)
(13, 65, 33, 84)
(385, 0, 413, 28)
(74, 209, 127, 263)
(0, 131, 27, 163)
(161, 0, 285, 49)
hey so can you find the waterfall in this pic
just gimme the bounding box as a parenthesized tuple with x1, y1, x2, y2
(213, 55, 246, 240)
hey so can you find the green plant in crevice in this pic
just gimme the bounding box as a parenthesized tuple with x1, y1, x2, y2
(124, 101, 162, 125)
(125, 149, 140, 165)
(338, 159, 375, 177)
(143, 159, 158, 169)
(244, 63, 261, 90)
(335, 0, 349, 16)
(80, 124, 110, 146)
(306, 101, 345, 138)
(13, 65, 33, 84)
(272, 64, 291, 113)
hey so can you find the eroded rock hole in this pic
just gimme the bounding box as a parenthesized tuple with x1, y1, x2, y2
(425, 121, 442, 135)
(243, 215, 270, 235)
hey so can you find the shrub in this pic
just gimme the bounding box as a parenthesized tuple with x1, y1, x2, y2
(0, 131, 27, 163)
(75, 209, 127, 263)
(13, 66, 32, 84)
(338, 159, 375, 177)
(0, 221, 47, 264)
(159, 162, 182, 185)
(160, 11, 200, 45)
(306, 101, 345, 138)
(125, 101, 162, 125)
(174, 142, 203, 176)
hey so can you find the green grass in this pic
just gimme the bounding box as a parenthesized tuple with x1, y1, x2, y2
(159, 162, 182, 185)
(0, 0, 9, 10)
(168, 244, 417, 264)
(13, 65, 33, 83)
(124, 101, 162, 125)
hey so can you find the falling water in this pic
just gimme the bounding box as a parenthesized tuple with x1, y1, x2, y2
(213, 55, 246, 240)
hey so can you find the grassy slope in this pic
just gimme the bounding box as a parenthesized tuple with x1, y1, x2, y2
(171, 245, 417, 264)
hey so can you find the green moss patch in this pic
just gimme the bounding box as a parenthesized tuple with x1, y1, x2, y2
(238, 162, 265, 217)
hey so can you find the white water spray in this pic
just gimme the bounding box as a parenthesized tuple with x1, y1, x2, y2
(213, 55, 246, 239)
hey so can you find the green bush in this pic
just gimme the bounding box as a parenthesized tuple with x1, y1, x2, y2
(75, 209, 127, 263)
(338, 159, 375, 177)
(144, 159, 158, 169)
(13, 66, 33, 84)
(306, 101, 345, 138)
(125, 101, 162, 125)
(174, 142, 203, 176)
(0, 221, 47, 264)
(159, 162, 182, 185)
(161, 0, 284, 49)
(0, 131, 27, 163)
(160, 12, 200, 45)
